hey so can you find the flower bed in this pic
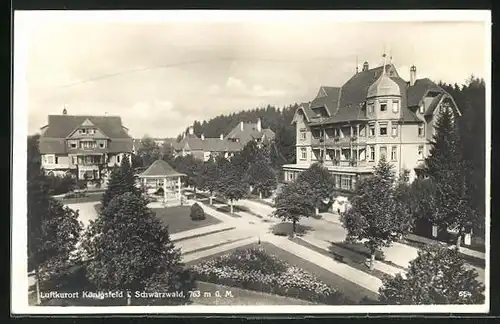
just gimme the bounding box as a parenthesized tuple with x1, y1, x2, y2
(190, 246, 349, 304)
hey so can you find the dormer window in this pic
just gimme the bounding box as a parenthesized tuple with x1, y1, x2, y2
(88, 128, 95, 134)
(419, 104, 424, 114)
(79, 128, 86, 134)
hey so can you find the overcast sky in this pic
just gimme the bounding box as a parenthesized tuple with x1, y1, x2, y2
(18, 11, 488, 138)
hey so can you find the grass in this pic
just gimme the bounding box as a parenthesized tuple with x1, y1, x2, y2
(293, 238, 389, 281)
(193, 281, 312, 305)
(154, 206, 221, 235)
(186, 242, 379, 304)
(401, 236, 485, 269)
(271, 222, 314, 237)
(55, 192, 103, 204)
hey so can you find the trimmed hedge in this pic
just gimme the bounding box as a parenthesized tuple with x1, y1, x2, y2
(190, 203, 206, 221)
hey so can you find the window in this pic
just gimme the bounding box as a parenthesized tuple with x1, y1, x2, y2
(300, 148, 307, 160)
(380, 146, 387, 160)
(379, 124, 388, 136)
(300, 132, 307, 140)
(55, 157, 59, 164)
(88, 128, 95, 134)
(369, 125, 375, 137)
(392, 101, 399, 113)
(380, 103, 387, 112)
(46, 155, 54, 164)
(341, 176, 352, 190)
(418, 123, 425, 137)
(368, 103, 374, 114)
(99, 141, 105, 148)
(68, 141, 77, 149)
(79, 128, 87, 134)
(391, 125, 398, 136)
(72, 156, 77, 165)
(117, 155, 121, 163)
(79, 140, 96, 149)
(369, 145, 375, 161)
(418, 145, 424, 160)
(419, 104, 424, 114)
(391, 146, 397, 161)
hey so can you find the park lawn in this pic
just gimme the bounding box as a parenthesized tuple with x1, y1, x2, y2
(193, 281, 312, 305)
(153, 206, 221, 235)
(186, 242, 379, 304)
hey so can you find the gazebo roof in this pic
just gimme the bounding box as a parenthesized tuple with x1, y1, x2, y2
(138, 159, 186, 178)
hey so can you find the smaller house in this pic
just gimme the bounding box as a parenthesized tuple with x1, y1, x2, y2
(225, 118, 275, 147)
(173, 127, 243, 161)
(137, 159, 186, 204)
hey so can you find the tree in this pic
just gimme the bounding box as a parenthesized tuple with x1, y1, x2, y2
(402, 178, 439, 237)
(424, 106, 476, 249)
(239, 140, 261, 173)
(296, 163, 335, 215)
(138, 135, 161, 167)
(440, 77, 486, 232)
(379, 244, 484, 304)
(100, 155, 139, 210)
(273, 179, 316, 234)
(246, 155, 277, 199)
(199, 158, 218, 204)
(341, 158, 413, 270)
(27, 135, 83, 304)
(83, 192, 194, 305)
(216, 157, 249, 214)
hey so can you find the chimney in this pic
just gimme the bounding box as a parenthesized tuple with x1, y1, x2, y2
(240, 121, 244, 131)
(201, 134, 205, 140)
(62, 108, 67, 115)
(362, 61, 369, 72)
(189, 126, 194, 135)
(410, 65, 417, 86)
(220, 134, 224, 140)
(257, 118, 262, 132)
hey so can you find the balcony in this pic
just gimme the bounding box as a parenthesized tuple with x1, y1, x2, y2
(322, 160, 374, 173)
(311, 136, 367, 147)
(42, 163, 76, 170)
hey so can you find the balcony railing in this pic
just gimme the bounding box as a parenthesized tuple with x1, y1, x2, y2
(311, 136, 366, 146)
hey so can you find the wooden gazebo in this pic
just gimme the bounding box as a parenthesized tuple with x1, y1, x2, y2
(138, 160, 186, 203)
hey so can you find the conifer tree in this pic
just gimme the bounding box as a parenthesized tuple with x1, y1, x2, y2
(101, 154, 139, 210)
(83, 192, 193, 305)
(424, 106, 475, 248)
(27, 135, 82, 304)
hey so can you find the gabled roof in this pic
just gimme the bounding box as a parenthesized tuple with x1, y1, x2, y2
(38, 138, 133, 154)
(175, 137, 243, 152)
(407, 78, 444, 107)
(225, 122, 276, 145)
(138, 159, 185, 178)
(297, 64, 433, 126)
(424, 93, 444, 116)
(42, 115, 131, 139)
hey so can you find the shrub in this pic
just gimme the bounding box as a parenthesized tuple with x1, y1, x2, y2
(46, 174, 77, 195)
(190, 203, 205, 221)
(190, 246, 349, 305)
